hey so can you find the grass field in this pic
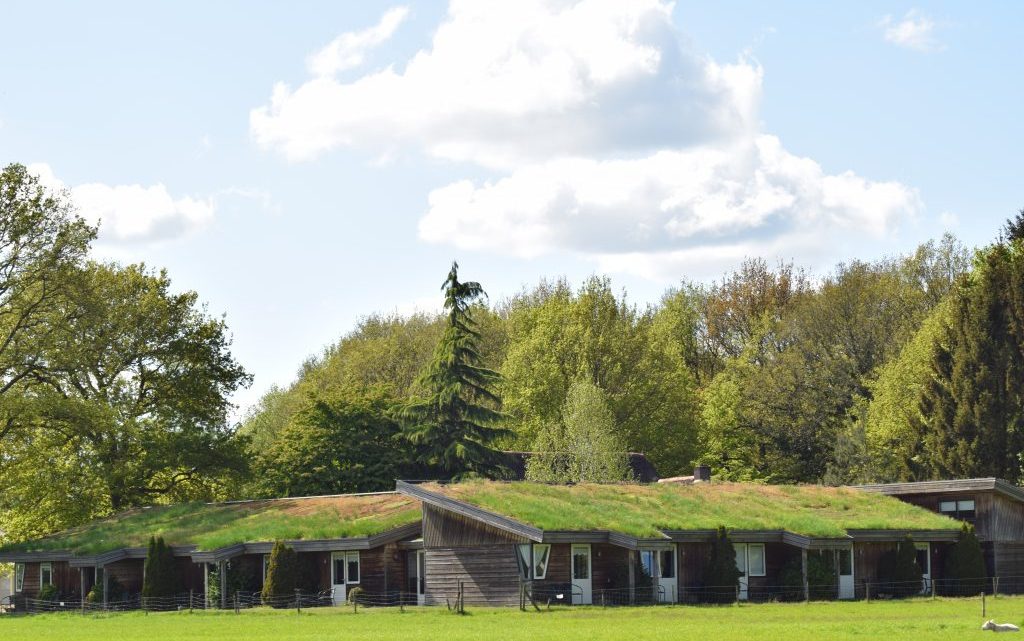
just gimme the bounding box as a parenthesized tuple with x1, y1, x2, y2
(1, 596, 1018, 641)
(431, 480, 957, 537)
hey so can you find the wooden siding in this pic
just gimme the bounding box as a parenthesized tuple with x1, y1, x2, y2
(423, 546, 521, 606)
(893, 490, 995, 539)
(423, 504, 528, 547)
(106, 559, 144, 594)
(993, 542, 1024, 580)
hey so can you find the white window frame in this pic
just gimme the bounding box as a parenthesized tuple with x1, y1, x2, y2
(659, 548, 676, 579)
(532, 544, 550, 580)
(40, 562, 53, 587)
(15, 563, 25, 592)
(737, 543, 766, 577)
(345, 551, 360, 585)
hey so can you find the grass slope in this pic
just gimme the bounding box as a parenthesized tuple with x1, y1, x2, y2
(429, 481, 957, 537)
(1, 494, 420, 555)
(0, 597, 1012, 641)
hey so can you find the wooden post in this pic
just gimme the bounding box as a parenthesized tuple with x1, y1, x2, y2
(234, 592, 239, 614)
(219, 561, 227, 610)
(993, 576, 999, 596)
(628, 552, 636, 605)
(80, 569, 86, 615)
(801, 549, 809, 603)
(931, 578, 936, 599)
(982, 591, 986, 617)
(203, 563, 209, 609)
(865, 582, 870, 603)
(295, 588, 301, 614)
(189, 590, 193, 614)
(102, 565, 109, 611)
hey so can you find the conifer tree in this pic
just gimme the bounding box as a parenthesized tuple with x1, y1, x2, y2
(704, 526, 741, 602)
(402, 262, 511, 478)
(261, 540, 300, 607)
(943, 523, 987, 596)
(142, 536, 177, 606)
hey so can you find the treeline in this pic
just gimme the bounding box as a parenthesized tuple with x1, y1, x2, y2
(239, 213, 1024, 497)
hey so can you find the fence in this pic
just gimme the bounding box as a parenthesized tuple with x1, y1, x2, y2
(2, 575, 1021, 617)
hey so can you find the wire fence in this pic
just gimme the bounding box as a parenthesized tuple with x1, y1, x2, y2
(1, 575, 1021, 617)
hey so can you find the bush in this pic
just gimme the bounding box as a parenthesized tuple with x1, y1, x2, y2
(261, 541, 301, 607)
(877, 535, 923, 598)
(347, 586, 364, 604)
(37, 583, 58, 601)
(86, 574, 124, 603)
(779, 552, 837, 601)
(703, 526, 741, 603)
(142, 536, 178, 606)
(943, 523, 987, 596)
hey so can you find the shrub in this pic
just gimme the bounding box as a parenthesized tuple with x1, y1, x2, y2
(37, 583, 58, 601)
(779, 551, 837, 601)
(347, 586, 364, 604)
(942, 523, 987, 596)
(261, 541, 301, 607)
(877, 535, 923, 598)
(703, 526, 741, 603)
(86, 574, 124, 603)
(142, 536, 177, 606)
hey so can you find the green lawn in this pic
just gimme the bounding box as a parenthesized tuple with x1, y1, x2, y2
(0, 493, 421, 554)
(0, 597, 1016, 641)
(429, 480, 958, 537)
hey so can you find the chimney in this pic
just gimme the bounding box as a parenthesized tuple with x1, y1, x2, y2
(693, 465, 711, 483)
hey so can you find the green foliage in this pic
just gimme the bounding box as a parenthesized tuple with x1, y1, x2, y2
(142, 536, 177, 604)
(525, 379, 629, 483)
(348, 586, 365, 604)
(37, 583, 58, 600)
(261, 541, 301, 606)
(779, 552, 837, 601)
(86, 574, 124, 604)
(877, 536, 923, 598)
(250, 386, 420, 497)
(402, 262, 511, 478)
(942, 523, 987, 595)
(704, 526, 741, 601)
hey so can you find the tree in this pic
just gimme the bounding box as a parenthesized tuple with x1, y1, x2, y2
(250, 386, 420, 497)
(942, 523, 986, 596)
(877, 536, 923, 597)
(142, 536, 177, 606)
(918, 225, 1024, 482)
(0, 163, 95, 444)
(703, 526, 741, 602)
(261, 541, 301, 606)
(402, 262, 511, 478)
(525, 379, 629, 483)
(28, 262, 251, 510)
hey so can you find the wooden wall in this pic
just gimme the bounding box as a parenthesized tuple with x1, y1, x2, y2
(106, 559, 144, 594)
(892, 490, 1017, 540)
(422, 504, 526, 606)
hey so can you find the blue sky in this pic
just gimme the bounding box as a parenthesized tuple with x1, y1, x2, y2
(1, 1, 1021, 414)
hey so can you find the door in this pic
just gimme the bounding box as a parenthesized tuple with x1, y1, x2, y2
(735, 544, 748, 600)
(571, 544, 592, 605)
(837, 547, 854, 600)
(915, 543, 931, 594)
(659, 547, 677, 603)
(331, 551, 360, 605)
(416, 550, 426, 606)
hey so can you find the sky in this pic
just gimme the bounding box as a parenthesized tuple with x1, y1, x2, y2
(1, 1, 1021, 415)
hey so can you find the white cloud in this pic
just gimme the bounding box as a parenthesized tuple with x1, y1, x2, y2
(879, 10, 944, 52)
(252, 0, 761, 168)
(28, 163, 215, 243)
(252, 0, 925, 280)
(307, 6, 410, 77)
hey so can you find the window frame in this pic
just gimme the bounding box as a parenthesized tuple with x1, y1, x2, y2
(659, 549, 676, 579)
(345, 551, 360, 585)
(532, 544, 550, 580)
(40, 562, 53, 587)
(939, 496, 976, 520)
(745, 543, 766, 577)
(15, 563, 25, 593)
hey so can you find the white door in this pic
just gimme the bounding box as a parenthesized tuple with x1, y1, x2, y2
(837, 547, 854, 600)
(416, 550, 426, 606)
(658, 547, 677, 603)
(735, 545, 748, 600)
(915, 543, 931, 594)
(571, 544, 592, 605)
(331, 551, 360, 605)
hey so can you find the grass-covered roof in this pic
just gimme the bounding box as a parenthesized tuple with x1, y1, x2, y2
(424, 480, 958, 538)
(1, 493, 420, 555)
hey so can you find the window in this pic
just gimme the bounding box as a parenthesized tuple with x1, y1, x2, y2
(572, 549, 590, 580)
(40, 562, 53, 587)
(517, 544, 551, 580)
(746, 544, 766, 577)
(333, 556, 346, 586)
(939, 497, 976, 521)
(532, 545, 550, 580)
(15, 563, 24, 593)
(640, 550, 656, 580)
(734, 544, 747, 577)
(346, 552, 360, 584)
(262, 555, 270, 583)
(659, 549, 676, 579)
(838, 549, 852, 576)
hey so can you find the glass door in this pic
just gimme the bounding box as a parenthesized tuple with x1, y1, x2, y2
(571, 544, 592, 605)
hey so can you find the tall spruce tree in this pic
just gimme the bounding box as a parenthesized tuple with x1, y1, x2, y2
(919, 216, 1024, 481)
(402, 262, 511, 478)
(704, 526, 741, 602)
(142, 536, 176, 606)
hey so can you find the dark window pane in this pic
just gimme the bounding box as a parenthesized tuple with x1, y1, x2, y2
(660, 550, 676, 579)
(334, 559, 346, 584)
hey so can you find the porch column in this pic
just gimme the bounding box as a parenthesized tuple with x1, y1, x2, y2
(219, 560, 227, 609)
(801, 549, 808, 602)
(79, 569, 85, 604)
(203, 563, 209, 608)
(102, 565, 109, 609)
(628, 550, 636, 605)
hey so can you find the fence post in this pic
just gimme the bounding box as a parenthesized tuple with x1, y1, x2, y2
(865, 582, 870, 603)
(295, 588, 301, 615)
(931, 579, 936, 600)
(982, 591, 986, 617)
(189, 590, 193, 614)
(234, 592, 239, 614)
(735, 585, 739, 605)
(993, 576, 999, 596)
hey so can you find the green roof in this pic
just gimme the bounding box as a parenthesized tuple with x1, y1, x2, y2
(424, 480, 959, 538)
(1, 493, 421, 555)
